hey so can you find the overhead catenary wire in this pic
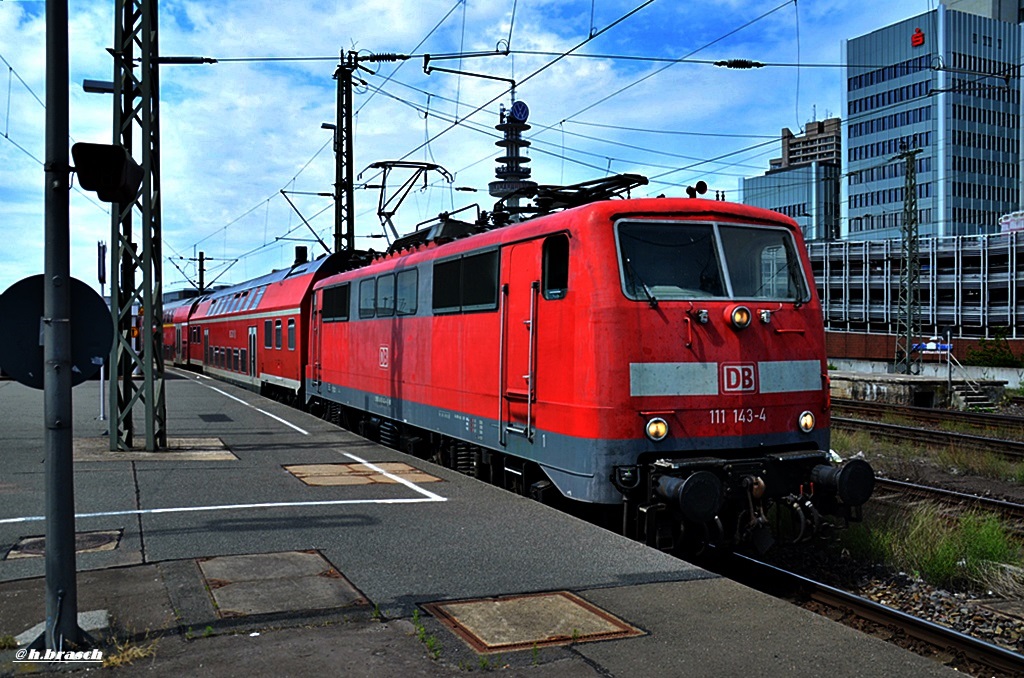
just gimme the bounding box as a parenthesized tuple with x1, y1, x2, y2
(179, 1, 962, 264)
(178, 2, 1010, 278)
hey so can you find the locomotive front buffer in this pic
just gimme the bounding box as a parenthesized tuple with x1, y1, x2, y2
(612, 452, 875, 554)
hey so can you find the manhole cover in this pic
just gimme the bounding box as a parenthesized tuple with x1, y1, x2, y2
(199, 413, 233, 423)
(284, 462, 441, 486)
(422, 591, 644, 653)
(6, 529, 122, 559)
(197, 551, 368, 618)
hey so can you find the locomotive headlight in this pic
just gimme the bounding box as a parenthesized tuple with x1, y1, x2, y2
(726, 305, 751, 329)
(645, 417, 669, 441)
(798, 410, 815, 433)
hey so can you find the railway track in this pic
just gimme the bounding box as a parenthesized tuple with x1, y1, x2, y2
(874, 478, 1024, 531)
(832, 416, 1024, 460)
(722, 553, 1024, 676)
(833, 399, 1024, 437)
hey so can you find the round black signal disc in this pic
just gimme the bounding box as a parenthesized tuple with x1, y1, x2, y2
(0, 275, 113, 389)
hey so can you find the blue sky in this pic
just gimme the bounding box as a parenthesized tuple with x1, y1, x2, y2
(0, 0, 932, 294)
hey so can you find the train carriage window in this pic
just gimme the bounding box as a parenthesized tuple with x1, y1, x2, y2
(396, 269, 418, 315)
(376, 274, 396, 317)
(542, 235, 569, 300)
(264, 320, 272, 349)
(359, 279, 376, 319)
(432, 259, 461, 314)
(287, 318, 296, 350)
(240, 348, 247, 371)
(233, 348, 240, 372)
(274, 320, 282, 349)
(251, 285, 267, 309)
(322, 283, 350, 322)
(432, 250, 499, 314)
(462, 250, 499, 311)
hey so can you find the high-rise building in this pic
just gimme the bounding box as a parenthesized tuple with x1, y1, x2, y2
(742, 119, 841, 241)
(843, 2, 1021, 240)
(770, 118, 843, 170)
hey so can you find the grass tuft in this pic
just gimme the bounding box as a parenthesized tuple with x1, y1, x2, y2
(836, 502, 1023, 592)
(102, 636, 158, 668)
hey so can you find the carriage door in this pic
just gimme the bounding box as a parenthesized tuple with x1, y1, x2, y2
(203, 329, 209, 367)
(500, 241, 542, 444)
(248, 326, 257, 377)
(310, 290, 322, 389)
(175, 327, 182, 363)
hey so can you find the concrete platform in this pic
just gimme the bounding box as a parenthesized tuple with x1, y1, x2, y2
(0, 373, 958, 675)
(830, 370, 1005, 408)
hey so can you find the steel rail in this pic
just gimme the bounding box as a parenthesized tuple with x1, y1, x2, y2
(833, 398, 1024, 431)
(731, 553, 1024, 676)
(833, 416, 1024, 460)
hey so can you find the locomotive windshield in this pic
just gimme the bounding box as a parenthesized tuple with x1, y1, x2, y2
(616, 221, 810, 303)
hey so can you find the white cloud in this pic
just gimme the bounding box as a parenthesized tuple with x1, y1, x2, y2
(0, 0, 928, 294)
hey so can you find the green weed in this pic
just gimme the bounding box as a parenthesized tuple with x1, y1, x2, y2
(836, 502, 1022, 591)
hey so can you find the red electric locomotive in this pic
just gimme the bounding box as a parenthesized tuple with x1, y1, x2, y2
(305, 177, 874, 551)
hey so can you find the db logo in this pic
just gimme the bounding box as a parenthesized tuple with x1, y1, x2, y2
(379, 345, 389, 369)
(721, 363, 757, 393)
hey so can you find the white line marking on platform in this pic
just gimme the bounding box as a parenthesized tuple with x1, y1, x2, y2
(0, 452, 448, 526)
(205, 385, 309, 435)
(0, 494, 446, 525)
(0, 369, 450, 525)
(341, 452, 446, 501)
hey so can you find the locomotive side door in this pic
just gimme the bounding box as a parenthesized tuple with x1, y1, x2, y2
(500, 241, 542, 444)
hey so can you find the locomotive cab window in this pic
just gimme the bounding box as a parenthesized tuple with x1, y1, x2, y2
(718, 225, 810, 302)
(542, 234, 569, 300)
(615, 220, 809, 303)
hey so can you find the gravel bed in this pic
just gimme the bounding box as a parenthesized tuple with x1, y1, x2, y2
(764, 546, 1024, 675)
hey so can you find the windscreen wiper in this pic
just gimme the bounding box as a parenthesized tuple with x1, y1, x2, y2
(625, 257, 658, 308)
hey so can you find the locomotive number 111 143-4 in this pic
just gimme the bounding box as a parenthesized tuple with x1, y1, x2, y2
(709, 408, 767, 425)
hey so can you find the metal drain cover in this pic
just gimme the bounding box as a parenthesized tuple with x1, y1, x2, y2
(284, 462, 441, 486)
(6, 529, 122, 559)
(422, 591, 644, 653)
